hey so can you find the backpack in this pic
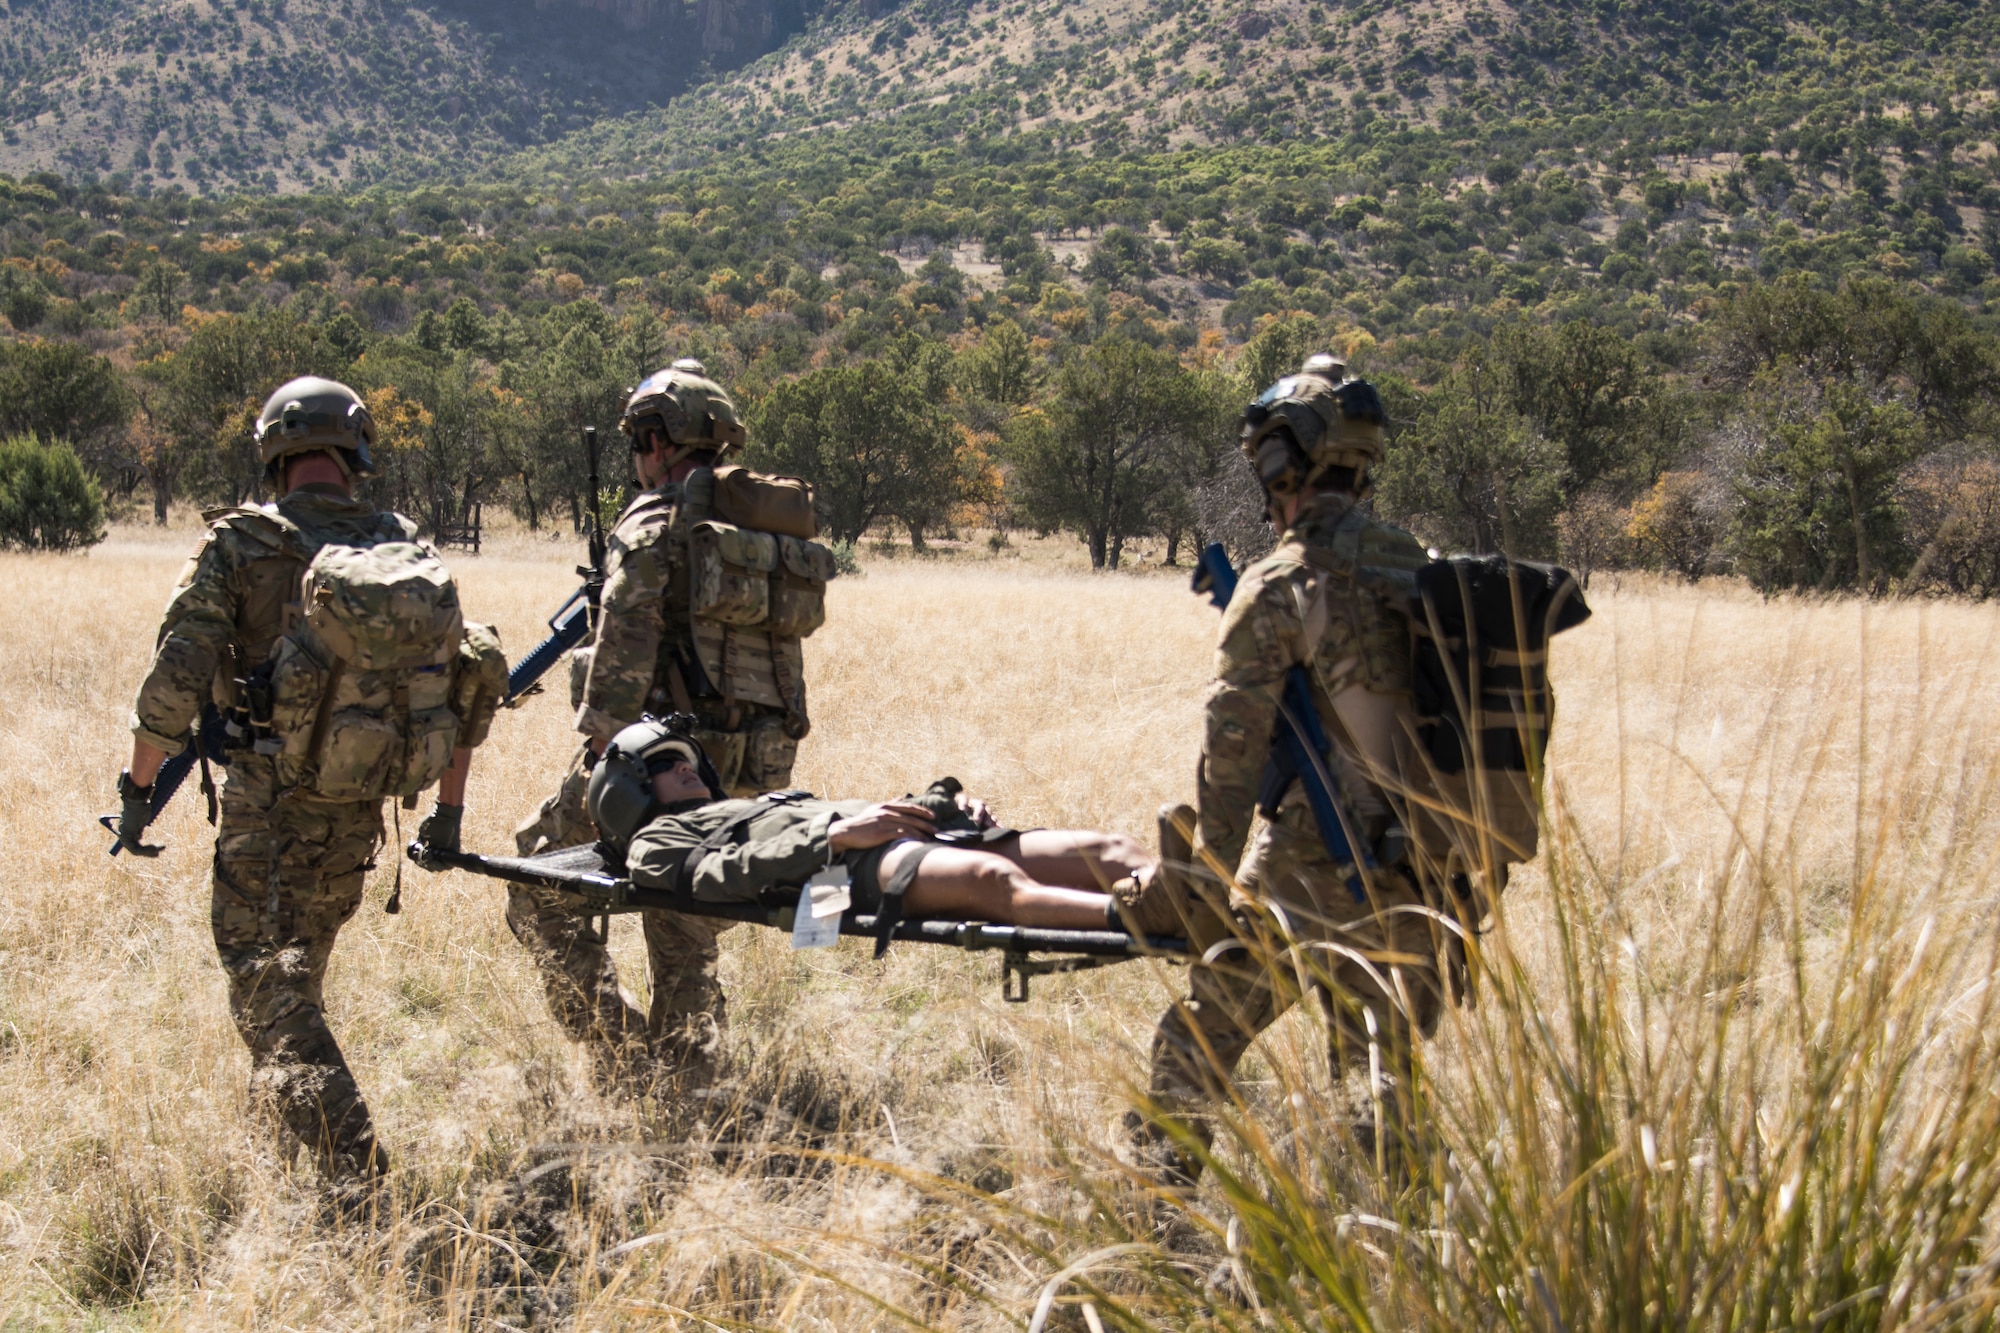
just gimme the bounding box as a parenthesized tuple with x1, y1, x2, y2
(1406, 555, 1591, 882)
(682, 466, 838, 748)
(256, 541, 469, 802)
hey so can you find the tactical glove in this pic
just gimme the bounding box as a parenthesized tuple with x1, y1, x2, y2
(116, 770, 162, 857)
(416, 802, 463, 856)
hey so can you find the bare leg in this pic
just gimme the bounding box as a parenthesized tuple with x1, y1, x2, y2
(1005, 829, 1154, 891)
(890, 843, 1116, 930)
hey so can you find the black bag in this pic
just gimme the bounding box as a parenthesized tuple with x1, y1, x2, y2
(1411, 556, 1592, 775)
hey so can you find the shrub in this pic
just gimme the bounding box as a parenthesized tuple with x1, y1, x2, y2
(3, 282, 48, 330)
(1899, 452, 2000, 596)
(0, 434, 107, 551)
(1625, 469, 1723, 580)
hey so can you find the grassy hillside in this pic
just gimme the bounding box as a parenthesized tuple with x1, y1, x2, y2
(495, 0, 2000, 336)
(526, 0, 2000, 163)
(6, 0, 2000, 595)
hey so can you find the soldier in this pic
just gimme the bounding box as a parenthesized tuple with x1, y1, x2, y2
(1128, 353, 1451, 1188)
(511, 360, 827, 1092)
(113, 376, 507, 1186)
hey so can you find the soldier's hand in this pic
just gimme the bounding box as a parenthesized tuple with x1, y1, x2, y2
(417, 802, 464, 857)
(115, 770, 162, 857)
(829, 802, 936, 852)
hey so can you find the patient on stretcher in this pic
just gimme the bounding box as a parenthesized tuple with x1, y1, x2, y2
(588, 720, 1196, 935)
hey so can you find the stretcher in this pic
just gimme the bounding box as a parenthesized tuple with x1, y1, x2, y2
(407, 842, 1190, 1001)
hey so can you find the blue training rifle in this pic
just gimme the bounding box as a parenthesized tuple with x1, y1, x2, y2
(100, 700, 229, 856)
(1192, 542, 1370, 902)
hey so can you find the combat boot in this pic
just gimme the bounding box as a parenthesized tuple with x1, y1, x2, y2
(1110, 802, 1236, 948)
(1108, 864, 1193, 938)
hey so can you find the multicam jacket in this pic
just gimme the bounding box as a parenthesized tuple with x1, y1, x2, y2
(1196, 491, 1430, 872)
(574, 483, 685, 745)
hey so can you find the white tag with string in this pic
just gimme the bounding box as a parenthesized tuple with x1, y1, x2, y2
(792, 866, 851, 949)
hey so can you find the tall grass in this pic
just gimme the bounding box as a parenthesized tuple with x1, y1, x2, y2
(3, 525, 1999, 1328)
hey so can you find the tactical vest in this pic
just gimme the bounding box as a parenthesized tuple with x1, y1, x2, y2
(641, 467, 836, 782)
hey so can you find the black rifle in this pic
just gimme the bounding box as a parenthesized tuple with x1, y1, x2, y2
(409, 841, 1189, 1002)
(1193, 542, 1370, 901)
(100, 701, 229, 856)
(505, 424, 609, 705)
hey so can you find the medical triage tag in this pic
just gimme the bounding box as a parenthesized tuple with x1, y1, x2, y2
(791, 866, 852, 950)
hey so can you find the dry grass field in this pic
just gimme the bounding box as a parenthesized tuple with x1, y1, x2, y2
(4, 521, 2000, 1329)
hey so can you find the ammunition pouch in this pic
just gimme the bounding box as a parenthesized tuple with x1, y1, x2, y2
(680, 478, 837, 749)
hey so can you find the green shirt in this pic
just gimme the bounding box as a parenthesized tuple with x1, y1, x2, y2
(624, 796, 872, 902)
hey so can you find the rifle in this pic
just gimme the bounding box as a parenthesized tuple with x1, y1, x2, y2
(505, 424, 609, 705)
(408, 840, 1189, 1002)
(100, 701, 229, 856)
(1192, 542, 1370, 902)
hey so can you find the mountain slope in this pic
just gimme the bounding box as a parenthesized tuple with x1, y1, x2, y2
(507, 0, 2000, 171)
(0, 0, 809, 192)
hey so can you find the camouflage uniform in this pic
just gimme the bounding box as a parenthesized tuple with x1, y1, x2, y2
(1144, 491, 1444, 1158)
(511, 480, 803, 1082)
(132, 485, 503, 1179)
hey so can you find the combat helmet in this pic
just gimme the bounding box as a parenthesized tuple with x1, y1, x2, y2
(587, 714, 725, 849)
(254, 376, 377, 479)
(618, 358, 748, 467)
(1239, 353, 1387, 500)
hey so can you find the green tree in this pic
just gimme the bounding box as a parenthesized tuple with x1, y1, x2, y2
(1707, 275, 2000, 434)
(0, 434, 106, 551)
(882, 334, 979, 549)
(1703, 274, 2000, 591)
(1376, 348, 1566, 556)
(148, 307, 334, 503)
(2, 282, 48, 332)
(749, 354, 965, 547)
(442, 296, 489, 355)
(958, 317, 1041, 408)
(1725, 379, 1923, 593)
(353, 346, 508, 538)
(1008, 338, 1208, 569)
(130, 260, 187, 324)
(1492, 320, 1659, 494)
(519, 312, 627, 531)
(0, 339, 130, 467)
